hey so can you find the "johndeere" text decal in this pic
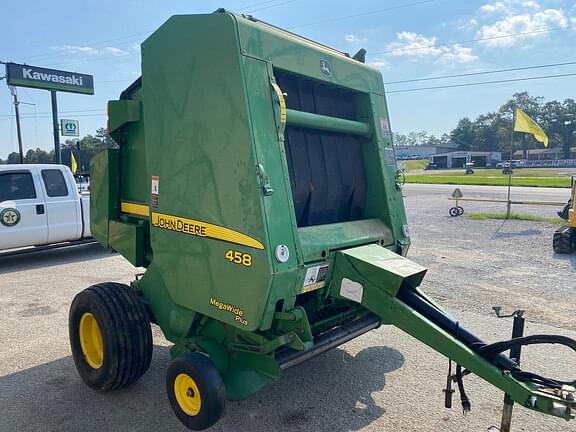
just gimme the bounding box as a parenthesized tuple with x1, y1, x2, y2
(151, 212, 264, 250)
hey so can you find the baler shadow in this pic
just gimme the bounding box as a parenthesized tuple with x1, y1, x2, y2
(0, 342, 404, 432)
(225, 344, 405, 432)
(0, 243, 111, 274)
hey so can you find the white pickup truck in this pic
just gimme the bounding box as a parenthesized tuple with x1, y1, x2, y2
(0, 164, 91, 252)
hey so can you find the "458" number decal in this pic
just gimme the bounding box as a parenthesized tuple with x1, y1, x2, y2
(225, 250, 252, 267)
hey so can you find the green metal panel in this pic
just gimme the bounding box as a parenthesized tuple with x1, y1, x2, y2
(359, 92, 409, 253)
(239, 56, 301, 329)
(90, 149, 120, 248)
(298, 219, 394, 263)
(109, 86, 150, 207)
(108, 220, 145, 267)
(138, 13, 272, 332)
(235, 15, 384, 94)
(108, 99, 140, 139)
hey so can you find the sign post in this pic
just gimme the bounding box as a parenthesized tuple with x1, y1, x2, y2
(507, 106, 516, 219)
(51, 91, 61, 163)
(5, 62, 94, 164)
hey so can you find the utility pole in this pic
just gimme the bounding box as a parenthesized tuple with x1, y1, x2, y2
(9, 86, 25, 164)
(76, 139, 81, 172)
(51, 90, 61, 164)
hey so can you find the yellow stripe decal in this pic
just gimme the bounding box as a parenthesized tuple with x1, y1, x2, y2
(271, 82, 286, 126)
(151, 212, 265, 250)
(121, 202, 150, 217)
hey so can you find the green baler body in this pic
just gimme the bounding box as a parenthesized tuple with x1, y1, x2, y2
(93, 10, 408, 397)
(91, 10, 575, 419)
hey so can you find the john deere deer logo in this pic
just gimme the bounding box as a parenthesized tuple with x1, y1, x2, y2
(319, 59, 332, 77)
(0, 208, 21, 227)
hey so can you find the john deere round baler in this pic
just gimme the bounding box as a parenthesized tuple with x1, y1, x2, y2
(69, 9, 576, 430)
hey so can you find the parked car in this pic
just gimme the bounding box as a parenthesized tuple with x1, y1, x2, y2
(496, 160, 523, 169)
(0, 164, 90, 251)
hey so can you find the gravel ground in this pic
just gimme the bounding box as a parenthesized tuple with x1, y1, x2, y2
(0, 184, 575, 432)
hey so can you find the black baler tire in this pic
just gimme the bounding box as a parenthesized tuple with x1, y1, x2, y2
(553, 228, 574, 254)
(457, 206, 464, 215)
(69, 282, 153, 391)
(166, 353, 225, 430)
(449, 207, 460, 217)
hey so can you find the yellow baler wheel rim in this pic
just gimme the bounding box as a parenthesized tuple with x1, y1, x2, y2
(79, 312, 104, 369)
(174, 373, 202, 416)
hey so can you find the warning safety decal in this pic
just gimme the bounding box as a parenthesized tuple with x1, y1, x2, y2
(302, 264, 329, 293)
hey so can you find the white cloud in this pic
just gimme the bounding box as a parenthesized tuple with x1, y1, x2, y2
(368, 59, 389, 69)
(344, 34, 367, 43)
(438, 45, 478, 64)
(477, 8, 568, 47)
(386, 32, 478, 63)
(479, 0, 540, 14)
(104, 47, 129, 56)
(51, 45, 99, 55)
(521, 1, 540, 11)
(51, 45, 130, 57)
(480, 2, 508, 14)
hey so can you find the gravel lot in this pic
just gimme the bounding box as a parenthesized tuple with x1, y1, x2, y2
(0, 184, 575, 432)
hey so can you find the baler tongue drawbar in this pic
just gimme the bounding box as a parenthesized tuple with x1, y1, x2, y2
(329, 244, 576, 420)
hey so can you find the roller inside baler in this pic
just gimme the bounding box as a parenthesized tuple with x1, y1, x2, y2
(68, 9, 576, 430)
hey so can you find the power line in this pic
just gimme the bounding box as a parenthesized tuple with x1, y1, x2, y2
(237, 0, 289, 11)
(244, 0, 297, 13)
(17, 1, 296, 64)
(26, 25, 573, 71)
(387, 72, 576, 94)
(0, 108, 105, 118)
(287, 0, 437, 29)
(6, 62, 576, 111)
(0, 113, 106, 122)
(21, 31, 152, 62)
(386, 60, 576, 85)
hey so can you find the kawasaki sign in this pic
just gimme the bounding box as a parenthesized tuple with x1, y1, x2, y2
(6, 63, 94, 95)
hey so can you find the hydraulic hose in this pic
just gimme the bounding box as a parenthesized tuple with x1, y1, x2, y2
(396, 287, 517, 370)
(397, 286, 576, 389)
(477, 335, 576, 389)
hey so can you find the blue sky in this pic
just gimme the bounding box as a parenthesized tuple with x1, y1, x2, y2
(1, 0, 575, 158)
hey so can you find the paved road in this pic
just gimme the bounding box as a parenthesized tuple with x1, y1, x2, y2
(406, 183, 570, 201)
(1, 188, 575, 432)
(405, 183, 571, 218)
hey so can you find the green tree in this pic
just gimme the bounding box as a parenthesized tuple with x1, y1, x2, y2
(450, 118, 476, 150)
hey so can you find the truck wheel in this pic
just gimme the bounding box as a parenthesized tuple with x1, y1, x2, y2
(166, 353, 225, 430)
(553, 227, 575, 254)
(69, 282, 153, 391)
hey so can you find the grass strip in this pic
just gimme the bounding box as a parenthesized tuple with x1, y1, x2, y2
(405, 175, 570, 188)
(466, 212, 565, 225)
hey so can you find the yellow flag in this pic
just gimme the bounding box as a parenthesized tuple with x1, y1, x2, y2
(71, 152, 78, 174)
(513, 107, 548, 147)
